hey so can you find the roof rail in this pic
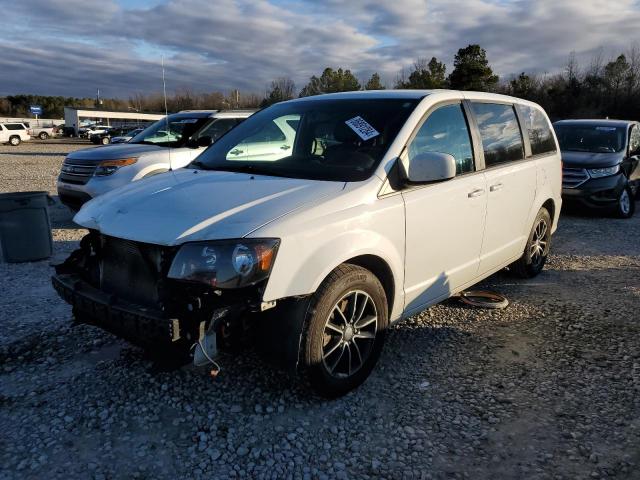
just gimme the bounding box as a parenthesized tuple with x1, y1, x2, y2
(177, 109, 219, 113)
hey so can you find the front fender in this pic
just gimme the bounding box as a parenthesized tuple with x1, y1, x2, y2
(258, 193, 406, 321)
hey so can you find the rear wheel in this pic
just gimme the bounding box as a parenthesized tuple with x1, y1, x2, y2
(301, 264, 388, 397)
(101, 136, 110, 145)
(615, 186, 635, 219)
(39, 132, 49, 140)
(511, 207, 551, 278)
(9, 136, 20, 146)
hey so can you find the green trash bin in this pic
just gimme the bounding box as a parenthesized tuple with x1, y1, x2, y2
(0, 191, 54, 263)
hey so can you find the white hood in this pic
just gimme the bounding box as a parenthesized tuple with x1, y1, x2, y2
(75, 169, 345, 245)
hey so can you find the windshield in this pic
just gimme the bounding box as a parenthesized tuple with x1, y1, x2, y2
(554, 124, 626, 153)
(130, 116, 210, 147)
(192, 98, 420, 181)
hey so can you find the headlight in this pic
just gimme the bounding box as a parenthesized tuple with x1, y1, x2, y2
(588, 165, 619, 178)
(167, 239, 279, 289)
(94, 157, 137, 176)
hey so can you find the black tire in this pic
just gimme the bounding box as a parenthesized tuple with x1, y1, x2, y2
(9, 135, 20, 146)
(101, 136, 110, 145)
(615, 186, 635, 219)
(300, 264, 388, 397)
(39, 132, 49, 140)
(511, 207, 551, 279)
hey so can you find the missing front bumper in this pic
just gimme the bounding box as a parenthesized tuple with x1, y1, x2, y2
(52, 273, 177, 350)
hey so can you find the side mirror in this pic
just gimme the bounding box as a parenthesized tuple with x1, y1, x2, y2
(400, 151, 456, 184)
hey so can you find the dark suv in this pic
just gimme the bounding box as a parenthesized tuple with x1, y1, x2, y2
(554, 119, 640, 218)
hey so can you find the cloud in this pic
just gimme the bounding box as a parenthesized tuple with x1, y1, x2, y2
(0, 0, 639, 97)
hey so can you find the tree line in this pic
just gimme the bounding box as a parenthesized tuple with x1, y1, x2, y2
(2, 44, 639, 122)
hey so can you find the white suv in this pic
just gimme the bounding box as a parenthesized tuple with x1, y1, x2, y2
(53, 90, 561, 396)
(0, 123, 31, 145)
(57, 110, 254, 210)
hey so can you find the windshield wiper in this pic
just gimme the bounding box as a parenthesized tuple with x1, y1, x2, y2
(207, 164, 293, 178)
(190, 160, 209, 170)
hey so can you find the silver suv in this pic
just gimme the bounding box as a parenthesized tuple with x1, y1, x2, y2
(57, 110, 254, 210)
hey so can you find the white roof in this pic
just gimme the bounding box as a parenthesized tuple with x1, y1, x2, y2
(286, 89, 534, 106)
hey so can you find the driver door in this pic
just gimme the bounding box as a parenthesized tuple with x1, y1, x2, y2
(402, 102, 487, 315)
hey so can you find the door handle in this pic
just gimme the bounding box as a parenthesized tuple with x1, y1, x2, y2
(468, 188, 485, 198)
(280, 145, 291, 150)
(489, 183, 503, 192)
(230, 149, 243, 155)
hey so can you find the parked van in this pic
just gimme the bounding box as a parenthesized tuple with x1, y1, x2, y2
(53, 90, 562, 396)
(57, 110, 254, 210)
(0, 123, 31, 145)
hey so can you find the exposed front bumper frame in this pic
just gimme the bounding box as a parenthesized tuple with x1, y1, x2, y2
(52, 273, 176, 349)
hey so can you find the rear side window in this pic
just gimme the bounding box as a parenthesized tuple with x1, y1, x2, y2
(516, 104, 556, 156)
(4, 124, 25, 131)
(409, 103, 474, 174)
(471, 103, 524, 166)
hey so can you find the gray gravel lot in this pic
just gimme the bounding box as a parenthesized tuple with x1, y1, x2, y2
(1, 140, 639, 479)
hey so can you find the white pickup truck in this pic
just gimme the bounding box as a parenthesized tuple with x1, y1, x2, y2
(26, 124, 57, 140)
(0, 123, 31, 145)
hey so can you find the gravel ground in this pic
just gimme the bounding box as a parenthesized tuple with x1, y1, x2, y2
(1, 140, 639, 480)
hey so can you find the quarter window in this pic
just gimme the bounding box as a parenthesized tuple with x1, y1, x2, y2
(199, 119, 240, 143)
(516, 104, 556, 156)
(408, 104, 474, 174)
(471, 103, 524, 166)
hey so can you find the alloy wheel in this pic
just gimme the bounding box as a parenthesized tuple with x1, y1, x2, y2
(529, 218, 549, 267)
(620, 189, 631, 215)
(322, 290, 378, 379)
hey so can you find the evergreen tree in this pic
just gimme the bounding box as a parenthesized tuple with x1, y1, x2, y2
(448, 45, 499, 91)
(364, 72, 385, 90)
(299, 68, 361, 97)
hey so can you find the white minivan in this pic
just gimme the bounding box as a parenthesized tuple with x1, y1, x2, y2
(53, 90, 562, 396)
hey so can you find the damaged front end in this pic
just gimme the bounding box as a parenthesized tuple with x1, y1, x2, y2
(52, 231, 280, 367)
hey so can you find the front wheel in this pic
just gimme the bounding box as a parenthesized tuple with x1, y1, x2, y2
(9, 136, 20, 146)
(615, 186, 635, 219)
(511, 207, 551, 278)
(101, 136, 110, 145)
(301, 264, 388, 397)
(39, 132, 49, 140)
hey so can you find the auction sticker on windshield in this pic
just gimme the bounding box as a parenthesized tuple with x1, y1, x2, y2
(345, 116, 380, 141)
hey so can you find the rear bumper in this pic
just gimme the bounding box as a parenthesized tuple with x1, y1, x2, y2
(562, 172, 626, 210)
(52, 273, 177, 349)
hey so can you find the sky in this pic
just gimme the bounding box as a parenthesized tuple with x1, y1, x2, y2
(0, 0, 639, 99)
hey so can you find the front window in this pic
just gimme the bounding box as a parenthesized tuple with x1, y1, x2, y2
(409, 103, 474, 175)
(193, 99, 420, 182)
(130, 116, 211, 148)
(554, 124, 626, 153)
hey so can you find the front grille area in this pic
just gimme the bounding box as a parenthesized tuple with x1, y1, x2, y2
(562, 167, 589, 188)
(59, 159, 97, 185)
(99, 236, 169, 307)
